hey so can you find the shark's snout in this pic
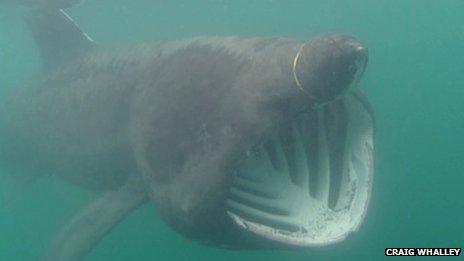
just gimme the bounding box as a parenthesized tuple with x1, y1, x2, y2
(293, 34, 368, 105)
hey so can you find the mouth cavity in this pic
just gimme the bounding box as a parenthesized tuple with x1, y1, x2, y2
(226, 96, 373, 247)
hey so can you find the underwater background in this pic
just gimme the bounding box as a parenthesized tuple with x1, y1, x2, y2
(0, 0, 463, 260)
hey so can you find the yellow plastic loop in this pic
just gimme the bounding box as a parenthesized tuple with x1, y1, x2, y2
(292, 42, 309, 93)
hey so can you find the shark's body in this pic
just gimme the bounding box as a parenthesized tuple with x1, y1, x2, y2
(0, 2, 374, 261)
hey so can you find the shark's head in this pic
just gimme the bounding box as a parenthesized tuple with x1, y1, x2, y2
(140, 34, 374, 249)
(220, 33, 373, 246)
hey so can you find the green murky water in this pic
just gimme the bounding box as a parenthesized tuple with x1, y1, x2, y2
(1, 1, 463, 260)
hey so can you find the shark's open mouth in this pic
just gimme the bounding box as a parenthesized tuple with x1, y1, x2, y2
(226, 94, 374, 246)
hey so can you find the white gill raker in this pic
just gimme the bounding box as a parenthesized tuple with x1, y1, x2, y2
(295, 111, 319, 199)
(346, 95, 374, 220)
(258, 140, 276, 180)
(291, 120, 310, 192)
(226, 199, 302, 232)
(277, 122, 296, 185)
(325, 101, 349, 210)
(227, 128, 304, 230)
(227, 146, 300, 229)
(228, 139, 290, 216)
(232, 176, 277, 199)
(343, 139, 365, 214)
(333, 136, 353, 211)
(315, 109, 331, 205)
(226, 199, 291, 223)
(228, 187, 290, 216)
(329, 102, 353, 211)
(267, 131, 291, 182)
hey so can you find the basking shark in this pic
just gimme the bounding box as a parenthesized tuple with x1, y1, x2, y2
(0, 1, 375, 260)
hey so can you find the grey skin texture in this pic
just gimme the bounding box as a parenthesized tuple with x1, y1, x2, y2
(0, 3, 373, 261)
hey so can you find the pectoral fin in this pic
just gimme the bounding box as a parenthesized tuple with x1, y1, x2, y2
(41, 183, 148, 261)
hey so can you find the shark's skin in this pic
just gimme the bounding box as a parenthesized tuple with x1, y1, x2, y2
(0, 2, 374, 261)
